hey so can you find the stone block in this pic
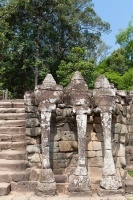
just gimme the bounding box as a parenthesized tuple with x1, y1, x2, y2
(28, 153, 41, 163)
(92, 141, 103, 151)
(36, 182, 56, 196)
(61, 131, 77, 141)
(26, 145, 41, 153)
(93, 124, 103, 133)
(59, 141, 74, 152)
(25, 118, 40, 128)
(128, 125, 133, 133)
(26, 127, 41, 136)
(118, 144, 125, 157)
(86, 151, 96, 158)
(87, 132, 97, 141)
(11, 181, 38, 193)
(53, 169, 65, 175)
(97, 187, 124, 196)
(68, 175, 91, 193)
(114, 134, 120, 142)
(29, 169, 41, 181)
(89, 167, 102, 184)
(0, 127, 25, 134)
(96, 150, 103, 157)
(0, 172, 10, 183)
(25, 105, 38, 113)
(0, 142, 11, 150)
(11, 142, 26, 151)
(25, 112, 39, 118)
(0, 183, 10, 195)
(0, 120, 25, 127)
(89, 157, 103, 167)
(121, 124, 128, 134)
(11, 172, 29, 182)
(112, 123, 122, 134)
(86, 141, 93, 151)
(55, 175, 67, 183)
(26, 137, 37, 145)
(120, 135, 126, 144)
(12, 134, 26, 142)
(39, 169, 55, 183)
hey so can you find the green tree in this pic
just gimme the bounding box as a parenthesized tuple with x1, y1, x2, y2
(0, 0, 110, 97)
(116, 18, 133, 66)
(56, 47, 96, 87)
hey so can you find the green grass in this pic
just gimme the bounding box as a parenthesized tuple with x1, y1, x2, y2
(128, 171, 133, 177)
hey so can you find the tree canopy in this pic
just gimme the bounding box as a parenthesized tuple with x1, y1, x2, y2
(0, 0, 110, 97)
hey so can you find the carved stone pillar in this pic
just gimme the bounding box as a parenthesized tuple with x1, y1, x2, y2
(68, 110, 91, 194)
(93, 75, 123, 196)
(34, 74, 63, 196)
(100, 110, 122, 190)
(65, 71, 92, 195)
(75, 113, 88, 175)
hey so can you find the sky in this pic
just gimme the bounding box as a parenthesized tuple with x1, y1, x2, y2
(92, 0, 133, 53)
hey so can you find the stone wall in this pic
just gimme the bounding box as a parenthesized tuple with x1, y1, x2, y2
(24, 72, 133, 196)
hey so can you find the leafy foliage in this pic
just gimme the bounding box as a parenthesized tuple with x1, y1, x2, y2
(0, 0, 110, 97)
(57, 47, 96, 88)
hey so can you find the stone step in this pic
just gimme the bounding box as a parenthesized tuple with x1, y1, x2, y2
(0, 120, 25, 127)
(0, 134, 26, 142)
(0, 108, 25, 113)
(0, 113, 25, 120)
(0, 100, 24, 109)
(0, 142, 26, 151)
(0, 150, 26, 160)
(0, 127, 25, 134)
(0, 134, 12, 142)
(0, 183, 10, 196)
(55, 175, 67, 183)
(124, 175, 133, 194)
(0, 159, 27, 171)
(0, 171, 29, 183)
(11, 181, 38, 193)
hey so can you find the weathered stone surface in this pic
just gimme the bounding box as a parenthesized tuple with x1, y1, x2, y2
(39, 169, 55, 183)
(11, 181, 38, 193)
(55, 175, 67, 183)
(0, 159, 26, 171)
(89, 157, 103, 167)
(68, 175, 91, 193)
(11, 142, 26, 151)
(11, 172, 29, 182)
(28, 153, 41, 163)
(26, 145, 41, 153)
(25, 118, 40, 128)
(0, 113, 25, 120)
(0, 120, 25, 127)
(61, 131, 77, 141)
(97, 187, 124, 196)
(0, 183, 10, 196)
(89, 167, 102, 184)
(36, 182, 57, 196)
(59, 141, 74, 152)
(26, 127, 41, 136)
(100, 172, 122, 190)
(86, 151, 96, 158)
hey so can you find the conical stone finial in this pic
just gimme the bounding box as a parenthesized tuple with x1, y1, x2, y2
(42, 74, 56, 87)
(95, 75, 110, 89)
(71, 71, 84, 80)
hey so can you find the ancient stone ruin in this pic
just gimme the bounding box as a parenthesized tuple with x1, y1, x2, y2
(0, 71, 133, 196)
